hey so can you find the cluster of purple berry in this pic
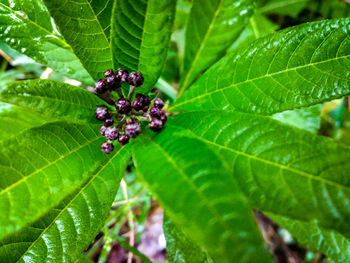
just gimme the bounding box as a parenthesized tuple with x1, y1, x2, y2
(94, 69, 167, 154)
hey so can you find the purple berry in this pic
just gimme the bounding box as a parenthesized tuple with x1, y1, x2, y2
(104, 126, 119, 141)
(160, 112, 167, 124)
(153, 98, 164, 109)
(106, 74, 119, 87)
(150, 107, 162, 119)
(100, 125, 107, 135)
(132, 100, 143, 111)
(104, 69, 114, 78)
(104, 118, 114, 127)
(118, 134, 130, 145)
(95, 106, 109, 121)
(124, 121, 141, 138)
(128, 72, 144, 87)
(149, 118, 163, 132)
(94, 79, 107, 94)
(116, 69, 129, 83)
(142, 105, 149, 112)
(116, 98, 131, 114)
(101, 141, 114, 154)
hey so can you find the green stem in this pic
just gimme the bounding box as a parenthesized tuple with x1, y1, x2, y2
(156, 78, 177, 100)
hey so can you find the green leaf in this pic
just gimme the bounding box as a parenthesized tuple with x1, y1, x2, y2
(178, 0, 256, 96)
(172, 19, 350, 115)
(0, 102, 52, 141)
(163, 214, 212, 263)
(169, 111, 350, 239)
(272, 104, 321, 133)
(132, 130, 272, 263)
(43, 0, 113, 80)
(0, 143, 130, 262)
(270, 214, 350, 263)
(0, 80, 105, 124)
(111, 0, 176, 93)
(258, 0, 309, 18)
(0, 122, 109, 240)
(0, 0, 94, 84)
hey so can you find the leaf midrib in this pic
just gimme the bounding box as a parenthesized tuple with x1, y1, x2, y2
(171, 53, 350, 111)
(167, 123, 350, 193)
(0, 130, 102, 196)
(178, 0, 225, 97)
(15, 146, 125, 263)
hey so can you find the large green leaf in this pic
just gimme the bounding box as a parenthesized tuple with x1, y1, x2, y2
(0, 0, 93, 84)
(0, 80, 105, 124)
(132, 130, 272, 263)
(0, 144, 130, 262)
(43, 0, 113, 80)
(169, 111, 350, 239)
(111, 0, 176, 93)
(0, 102, 52, 141)
(0, 121, 113, 240)
(270, 214, 350, 263)
(163, 214, 212, 263)
(178, 0, 256, 96)
(172, 19, 350, 115)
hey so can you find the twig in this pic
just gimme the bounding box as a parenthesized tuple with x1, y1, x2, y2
(120, 179, 135, 263)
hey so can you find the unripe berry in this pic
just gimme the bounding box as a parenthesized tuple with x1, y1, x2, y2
(95, 106, 109, 121)
(132, 100, 143, 111)
(124, 121, 141, 138)
(118, 134, 130, 145)
(104, 69, 114, 78)
(153, 98, 164, 109)
(104, 118, 114, 127)
(100, 125, 107, 135)
(104, 126, 119, 141)
(116, 98, 131, 114)
(116, 69, 129, 83)
(149, 118, 163, 131)
(94, 79, 107, 94)
(150, 107, 162, 119)
(160, 112, 167, 124)
(129, 72, 144, 87)
(101, 141, 114, 154)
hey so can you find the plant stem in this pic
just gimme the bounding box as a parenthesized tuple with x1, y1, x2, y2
(156, 78, 177, 100)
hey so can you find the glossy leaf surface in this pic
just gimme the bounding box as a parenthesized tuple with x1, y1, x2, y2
(178, 0, 256, 96)
(0, 0, 93, 84)
(43, 0, 113, 80)
(169, 111, 350, 238)
(0, 144, 130, 262)
(173, 19, 350, 115)
(0, 80, 104, 124)
(132, 130, 272, 263)
(111, 0, 176, 93)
